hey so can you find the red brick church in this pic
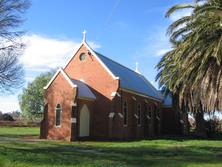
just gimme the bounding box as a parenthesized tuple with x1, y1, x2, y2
(40, 31, 189, 141)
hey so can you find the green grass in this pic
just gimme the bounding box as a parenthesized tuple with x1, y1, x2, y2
(0, 127, 40, 138)
(0, 127, 222, 167)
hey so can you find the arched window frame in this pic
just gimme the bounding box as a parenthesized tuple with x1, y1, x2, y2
(55, 103, 62, 127)
(149, 106, 152, 126)
(123, 101, 127, 126)
(137, 103, 141, 126)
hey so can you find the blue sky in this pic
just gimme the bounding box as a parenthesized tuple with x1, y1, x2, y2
(1, 0, 215, 116)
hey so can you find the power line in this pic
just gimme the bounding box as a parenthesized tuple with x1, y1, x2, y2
(94, 0, 120, 43)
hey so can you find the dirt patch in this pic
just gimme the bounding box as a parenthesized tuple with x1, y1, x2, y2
(0, 117, 41, 127)
(0, 114, 15, 121)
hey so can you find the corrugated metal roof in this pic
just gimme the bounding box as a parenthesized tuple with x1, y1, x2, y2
(95, 52, 163, 100)
(161, 92, 172, 106)
(72, 79, 96, 99)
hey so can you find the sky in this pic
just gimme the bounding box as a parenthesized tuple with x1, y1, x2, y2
(1, 0, 221, 119)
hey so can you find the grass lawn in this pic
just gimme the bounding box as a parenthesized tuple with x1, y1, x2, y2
(0, 127, 221, 167)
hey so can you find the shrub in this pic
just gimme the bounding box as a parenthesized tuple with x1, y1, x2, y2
(205, 119, 220, 137)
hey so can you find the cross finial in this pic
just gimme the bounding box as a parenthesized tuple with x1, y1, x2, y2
(135, 62, 142, 75)
(82, 30, 87, 42)
(136, 62, 139, 71)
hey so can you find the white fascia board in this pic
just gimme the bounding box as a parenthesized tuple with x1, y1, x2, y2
(63, 41, 120, 80)
(63, 42, 84, 69)
(83, 41, 120, 80)
(77, 96, 96, 101)
(119, 87, 163, 102)
(140, 75, 164, 100)
(44, 68, 77, 90)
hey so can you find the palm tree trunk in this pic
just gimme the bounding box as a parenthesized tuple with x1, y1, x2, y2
(194, 111, 207, 138)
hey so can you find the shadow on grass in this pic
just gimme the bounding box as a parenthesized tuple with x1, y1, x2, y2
(0, 141, 221, 167)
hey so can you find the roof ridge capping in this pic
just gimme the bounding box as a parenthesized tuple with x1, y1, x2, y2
(44, 67, 77, 90)
(95, 51, 141, 75)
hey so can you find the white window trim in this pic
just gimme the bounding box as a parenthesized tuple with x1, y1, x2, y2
(55, 103, 62, 127)
(156, 116, 160, 120)
(146, 115, 151, 119)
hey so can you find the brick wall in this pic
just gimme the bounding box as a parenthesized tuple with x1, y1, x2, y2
(64, 44, 119, 138)
(162, 106, 190, 135)
(112, 90, 163, 139)
(42, 71, 77, 141)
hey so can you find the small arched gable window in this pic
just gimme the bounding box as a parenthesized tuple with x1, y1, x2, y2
(149, 106, 152, 126)
(124, 101, 127, 126)
(138, 104, 141, 126)
(55, 103, 62, 126)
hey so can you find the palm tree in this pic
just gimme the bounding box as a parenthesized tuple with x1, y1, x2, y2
(156, 0, 222, 137)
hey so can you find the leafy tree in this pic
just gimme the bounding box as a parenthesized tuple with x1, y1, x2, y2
(0, 0, 31, 96)
(18, 69, 56, 121)
(156, 0, 222, 138)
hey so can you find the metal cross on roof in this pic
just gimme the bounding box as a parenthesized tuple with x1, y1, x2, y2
(135, 62, 142, 75)
(136, 62, 139, 71)
(83, 30, 87, 42)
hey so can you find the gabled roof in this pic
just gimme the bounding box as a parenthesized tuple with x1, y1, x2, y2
(72, 79, 96, 100)
(44, 68, 77, 89)
(44, 68, 96, 100)
(64, 41, 120, 80)
(95, 52, 163, 100)
(161, 91, 173, 106)
(63, 41, 163, 100)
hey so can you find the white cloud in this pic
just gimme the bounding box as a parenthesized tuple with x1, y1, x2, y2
(137, 27, 172, 58)
(156, 49, 172, 56)
(21, 34, 101, 69)
(27, 68, 49, 71)
(25, 77, 35, 82)
(170, 9, 192, 22)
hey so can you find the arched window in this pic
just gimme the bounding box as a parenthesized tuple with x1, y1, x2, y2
(55, 103, 62, 126)
(124, 101, 127, 126)
(138, 104, 141, 126)
(149, 106, 152, 126)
